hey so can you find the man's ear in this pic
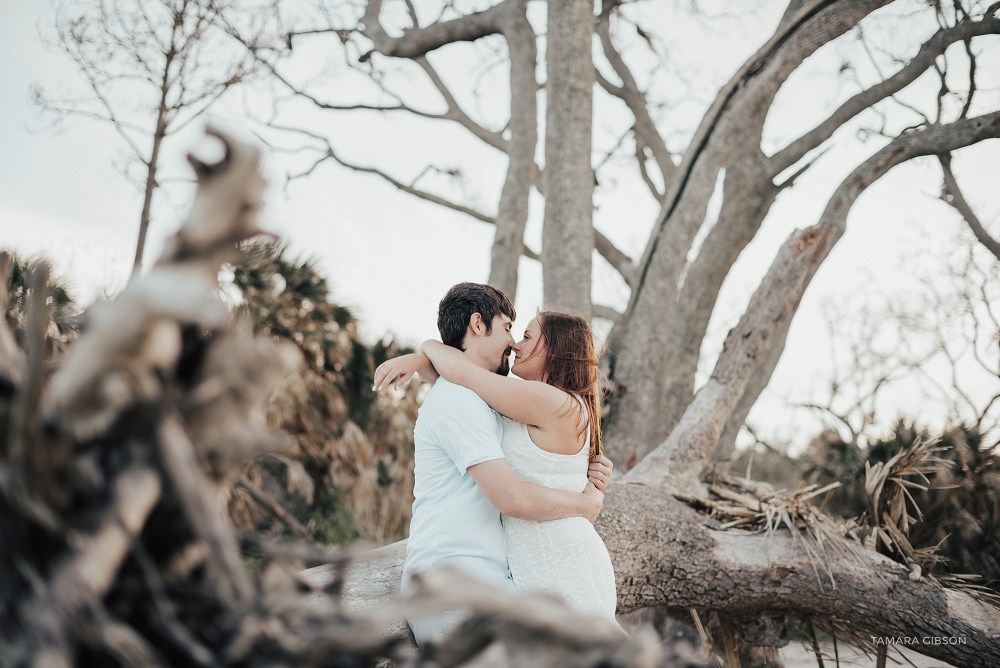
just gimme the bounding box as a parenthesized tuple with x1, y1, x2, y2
(468, 312, 485, 337)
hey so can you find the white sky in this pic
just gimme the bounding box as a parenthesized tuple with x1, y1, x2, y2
(2, 0, 998, 456)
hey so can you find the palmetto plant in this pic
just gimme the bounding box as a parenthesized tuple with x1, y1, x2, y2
(223, 240, 417, 544)
(803, 420, 1000, 592)
(2, 250, 78, 357)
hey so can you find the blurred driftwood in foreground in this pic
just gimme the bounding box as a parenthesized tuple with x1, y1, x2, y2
(0, 127, 683, 668)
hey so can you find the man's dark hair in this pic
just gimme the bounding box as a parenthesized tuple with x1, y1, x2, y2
(437, 283, 516, 350)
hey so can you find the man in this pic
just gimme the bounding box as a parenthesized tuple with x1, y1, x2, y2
(396, 283, 613, 647)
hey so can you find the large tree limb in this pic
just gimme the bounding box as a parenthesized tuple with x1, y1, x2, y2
(623, 0, 889, 313)
(605, 1, 892, 466)
(658, 167, 783, 443)
(627, 111, 1000, 495)
(628, 0, 963, 465)
(769, 15, 1000, 175)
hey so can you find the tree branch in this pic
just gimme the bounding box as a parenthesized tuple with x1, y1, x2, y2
(938, 153, 1000, 261)
(414, 55, 508, 151)
(318, 147, 501, 224)
(592, 304, 623, 323)
(634, 140, 664, 200)
(359, 0, 507, 61)
(235, 474, 316, 543)
(595, 230, 638, 288)
(596, 2, 676, 189)
(620, 0, 892, 340)
(769, 16, 1000, 175)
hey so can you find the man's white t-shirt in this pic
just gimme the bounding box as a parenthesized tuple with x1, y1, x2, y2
(402, 378, 514, 592)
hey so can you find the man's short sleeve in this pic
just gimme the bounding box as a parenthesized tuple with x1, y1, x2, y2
(432, 386, 505, 473)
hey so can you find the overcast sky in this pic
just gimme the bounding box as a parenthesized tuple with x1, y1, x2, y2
(3, 0, 998, 456)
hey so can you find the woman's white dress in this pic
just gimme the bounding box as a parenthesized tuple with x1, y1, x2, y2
(499, 399, 618, 621)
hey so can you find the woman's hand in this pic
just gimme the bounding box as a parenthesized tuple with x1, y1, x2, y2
(581, 481, 604, 523)
(373, 353, 436, 391)
(587, 454, 614, 492)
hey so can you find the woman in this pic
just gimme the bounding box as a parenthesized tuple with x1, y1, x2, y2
(373, 309, 618, 623)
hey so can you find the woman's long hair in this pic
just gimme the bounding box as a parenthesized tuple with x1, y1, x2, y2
(536, 310, 604, 458)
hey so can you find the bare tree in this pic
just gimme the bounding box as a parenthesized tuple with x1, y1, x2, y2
(217, 0, 1000, 472)
(4, 127, 999, 667)
(301, 109, 1000, 668)
(33, 0, 259, 278)
(192, 3, 1000, 662)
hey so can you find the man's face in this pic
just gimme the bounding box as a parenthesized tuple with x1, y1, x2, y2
(485, 314, 515, 375)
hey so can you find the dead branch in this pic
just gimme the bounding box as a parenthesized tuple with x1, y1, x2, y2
(769, 14, 1000, 175)
(596, 1, 676, 190)
(939, 153, 1000, 261)
(235, 474, 317, 543)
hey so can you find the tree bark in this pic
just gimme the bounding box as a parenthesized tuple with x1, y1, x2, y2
(662, 162, 780, 440)
(541, 0, 594, 317)
(711, 315, 791, 462)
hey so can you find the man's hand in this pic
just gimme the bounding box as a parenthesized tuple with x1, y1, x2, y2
(582, 481, 604, 523)
(588, 454, 613, 491)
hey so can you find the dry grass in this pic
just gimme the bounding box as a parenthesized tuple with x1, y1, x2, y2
(692, 439, 1000, 610)
(678, 476, 872, 588)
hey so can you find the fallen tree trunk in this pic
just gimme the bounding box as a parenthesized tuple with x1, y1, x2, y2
(308, 481, 1000, 666)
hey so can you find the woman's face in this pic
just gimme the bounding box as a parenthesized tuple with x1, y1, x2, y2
(511, 317, 545, 380)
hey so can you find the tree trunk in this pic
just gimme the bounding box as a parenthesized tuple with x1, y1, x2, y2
(711, 317, 791, 462)
(488, 2, 538, 300)
(603, 0, 892, 468)
(131, 113, 167, 279)
(663, 161, 780, 439)
(540, 0, 594, 317)
(131, 19, 180, 281)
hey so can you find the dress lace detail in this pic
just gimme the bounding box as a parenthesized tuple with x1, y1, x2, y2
(500, 397, 618, 622)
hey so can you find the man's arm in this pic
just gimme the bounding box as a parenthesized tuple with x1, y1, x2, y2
(468, 459, 603, 523)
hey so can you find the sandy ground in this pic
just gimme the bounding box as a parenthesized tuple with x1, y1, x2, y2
(778, 641, 957, 667)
